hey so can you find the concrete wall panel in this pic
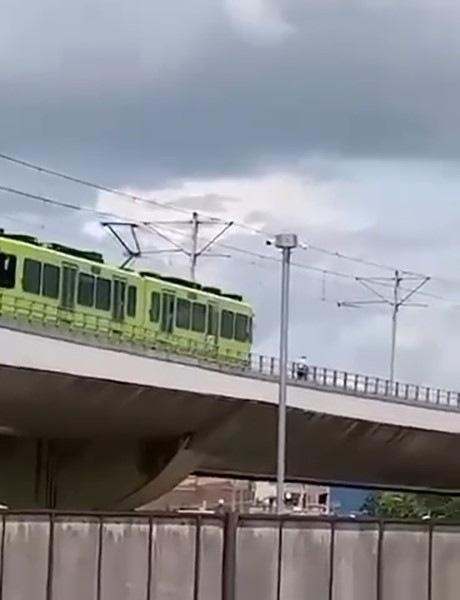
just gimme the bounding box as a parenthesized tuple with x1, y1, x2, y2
(51, 517, 99, 600)
(281, 522, 331, 599)
(2, 516, 49, 600)
(432, 526, 460, 600)
(381, 525, 429, 600)
(150, 520, 197, 600)
(198, 523, 224, 600)
(100, 518, 150, 600)
(235, 521, 279, 600)
(332, 522, 379, 600)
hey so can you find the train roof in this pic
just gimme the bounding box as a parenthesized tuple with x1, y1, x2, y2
(0, 230, 252, 309)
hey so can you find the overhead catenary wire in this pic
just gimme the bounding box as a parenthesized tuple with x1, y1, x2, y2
(0, 182, 422, 305)
(2, 181, 460, 310)
(0, 150, 433, 279)
(0, 152, 219, 219)
(131, 220, 460, 310)
(149, 221, 432, 293)
(126, 219, 386, 283)
(1, 199, 361, 306)
(0, 183, 376, 283)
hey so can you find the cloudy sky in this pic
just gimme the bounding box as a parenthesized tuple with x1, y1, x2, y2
(2, 0, 460, 388)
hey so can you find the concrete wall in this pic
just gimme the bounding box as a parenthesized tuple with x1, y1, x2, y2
(0, 513, 458, 599)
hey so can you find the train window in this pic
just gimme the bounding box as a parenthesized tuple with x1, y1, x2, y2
(149, 291, 161, 322)
(192, 302, 206, 333)
(161, 292, 175, 333)
(220, 309, 234, 339)
(77, 273, 95, 307)
(207, 304, 218, 336)
(127, 285, 137, 318)
(42, 264, 60, 299)
(95, 277, 111, 311)
(235, 314, 249, 342)
(176, 298, 191, 329)
(23, 259, 42, 294)
(248, 316, 253, 343)
(112, 279, 126, 323)
(0, 253, 17, 289)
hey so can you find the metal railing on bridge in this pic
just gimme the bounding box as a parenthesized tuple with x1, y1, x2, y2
(1, 291, 458, 412)
(0, 510, 458, 600)
(248, 354, 460, 409)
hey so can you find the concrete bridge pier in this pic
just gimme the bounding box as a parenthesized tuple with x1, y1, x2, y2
(0, 436, 199, 509)
(0, 403, 245, 509)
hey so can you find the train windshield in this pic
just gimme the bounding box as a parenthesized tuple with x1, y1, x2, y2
(0, 253, 17, 289)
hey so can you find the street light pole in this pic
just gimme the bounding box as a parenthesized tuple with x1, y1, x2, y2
(274, 233, 298, 514)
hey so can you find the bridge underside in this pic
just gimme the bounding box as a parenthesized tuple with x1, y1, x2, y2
(0, 364, 459, 509)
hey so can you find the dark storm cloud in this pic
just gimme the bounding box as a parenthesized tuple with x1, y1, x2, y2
(1, 0, 460, 185)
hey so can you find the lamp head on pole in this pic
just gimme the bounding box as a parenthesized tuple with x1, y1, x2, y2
(274, 233, 298, 250)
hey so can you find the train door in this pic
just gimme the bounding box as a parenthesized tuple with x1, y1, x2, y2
(60, 263, 78, 311)
(112, 278, 126, 324)
(160, 291, 175, 334)
(206, 301, 219, 352)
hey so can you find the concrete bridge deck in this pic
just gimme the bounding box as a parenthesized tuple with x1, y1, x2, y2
(0, 316, 459, 509)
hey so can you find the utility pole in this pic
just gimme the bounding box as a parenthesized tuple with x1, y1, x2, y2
(187, 211, 234, 281)
(390, 271, 402, 383)
(338, 271, 429, 382)
(190, 212, 200, 281)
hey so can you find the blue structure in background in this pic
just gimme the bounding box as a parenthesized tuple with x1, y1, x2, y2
(330, 487, 372, 515)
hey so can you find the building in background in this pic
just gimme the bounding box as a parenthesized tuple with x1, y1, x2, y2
(252, 481, 330, 514)
(146, 476, 330, 514)
(147, 476, 254, 512)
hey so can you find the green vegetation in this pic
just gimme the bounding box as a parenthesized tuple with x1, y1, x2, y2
(363, 491, 460, 520)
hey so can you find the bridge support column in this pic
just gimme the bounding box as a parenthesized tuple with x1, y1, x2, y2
(0, 436, 204, 509)
(114, 404, 247, 509)
(0, 401, 246, 509)
(34, 440, 59, 508)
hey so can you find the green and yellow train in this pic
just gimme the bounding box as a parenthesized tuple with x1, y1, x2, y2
(0, 230, 254, 363)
